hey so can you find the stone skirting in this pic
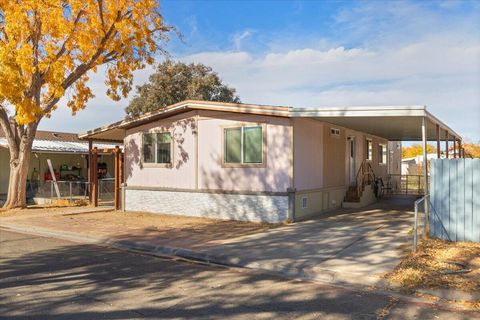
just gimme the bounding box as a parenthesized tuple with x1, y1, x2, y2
(124, 188, 289, 223)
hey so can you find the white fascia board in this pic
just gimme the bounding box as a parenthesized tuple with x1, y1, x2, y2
(289, 105, 427, 118)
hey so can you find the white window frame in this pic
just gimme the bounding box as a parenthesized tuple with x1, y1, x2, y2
(222, 125, 266, 167)
(141, 131, 173, 166)
(366, 138, 373, 161)
(379, 143, 388, 165)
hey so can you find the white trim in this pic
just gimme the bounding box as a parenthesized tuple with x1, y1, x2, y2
(79, 100, 461, 142)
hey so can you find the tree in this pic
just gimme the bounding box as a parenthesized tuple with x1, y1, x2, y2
(462, 142, 480, 158)
(125, 60, 240, 117)
(0, 0, 172, 208)
(401, 144, 437, 159)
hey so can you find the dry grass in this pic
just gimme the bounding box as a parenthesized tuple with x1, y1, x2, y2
(386, 238, 480, 293)
(0, 206, 279, 249)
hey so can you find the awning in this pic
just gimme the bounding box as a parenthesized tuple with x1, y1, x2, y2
(78, 100, 461, 142)
(290, 105, 461, 141)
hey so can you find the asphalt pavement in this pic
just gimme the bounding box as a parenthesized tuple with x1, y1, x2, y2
(0, 229, 477, 320)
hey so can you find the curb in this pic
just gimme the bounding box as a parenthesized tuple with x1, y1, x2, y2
(1, 222, 477, 308)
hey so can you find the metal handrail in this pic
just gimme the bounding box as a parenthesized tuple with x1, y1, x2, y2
(413, 194, 429, 251)
(354, 160, 376, 198)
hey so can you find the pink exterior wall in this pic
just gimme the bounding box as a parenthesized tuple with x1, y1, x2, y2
(197, 111, 292, 192)
(124, 109, 390, 194)
(293, 118, 324, 191)
(124, 110, 292, 192)
(124, 111, 197, 189)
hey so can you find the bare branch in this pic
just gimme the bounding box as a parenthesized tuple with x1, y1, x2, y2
(97, 0, 106, 32)
(0, 106, 19, 157)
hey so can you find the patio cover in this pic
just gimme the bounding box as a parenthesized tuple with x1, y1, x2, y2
(78, 100, 461, 143)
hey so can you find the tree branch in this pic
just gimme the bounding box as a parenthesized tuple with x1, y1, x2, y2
(0, 106, 19, 158)
(42, 11, 124, 116)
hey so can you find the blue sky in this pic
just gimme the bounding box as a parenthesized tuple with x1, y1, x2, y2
(41, 0, 480, 141)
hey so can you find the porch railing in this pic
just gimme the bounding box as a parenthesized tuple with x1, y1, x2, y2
(384, 174, 425, 195)
(354, 160, 376, 198)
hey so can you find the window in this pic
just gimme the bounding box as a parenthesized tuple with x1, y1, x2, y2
(142, 132, 172, 164)
(330, 128, 340, 136)
(224, 126, 263, 164)
(366, 139, 373, 160)
(379, 144, 387, 164)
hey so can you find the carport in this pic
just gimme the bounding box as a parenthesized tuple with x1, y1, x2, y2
(291, 105, 463, 196)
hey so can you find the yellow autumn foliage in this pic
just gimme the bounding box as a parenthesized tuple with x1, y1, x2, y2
(0, 0, 171, 124)
(402, 144, 437, 159)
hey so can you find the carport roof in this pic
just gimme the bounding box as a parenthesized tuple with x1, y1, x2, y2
(78, 100, 461, 142)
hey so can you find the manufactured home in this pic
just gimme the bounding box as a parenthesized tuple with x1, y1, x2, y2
(80, 100, 461, 223)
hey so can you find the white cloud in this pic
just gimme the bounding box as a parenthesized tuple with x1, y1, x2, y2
(232, 29, 254, 51)
(181, 34, 480, 140)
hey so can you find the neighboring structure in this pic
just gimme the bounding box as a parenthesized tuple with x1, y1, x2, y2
(401, 153, 438, 175)
(80, 100, 462, 223)
(0, 130, 116, 201)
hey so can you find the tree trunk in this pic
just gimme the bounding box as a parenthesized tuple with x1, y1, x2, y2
(3, 131, 36, 209)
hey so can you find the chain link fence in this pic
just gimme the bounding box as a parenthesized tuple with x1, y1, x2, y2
(26, 178, 115, 206)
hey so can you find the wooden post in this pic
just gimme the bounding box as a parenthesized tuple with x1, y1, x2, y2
(114, 146, 120, 210)
(91, 147, 98, 207)
(436, 124, 441, 158)
(445, 130, 449, 159)
(458, 140, 463, 158)
(453, 139, 457, 158)
(88, 140, 93, 202)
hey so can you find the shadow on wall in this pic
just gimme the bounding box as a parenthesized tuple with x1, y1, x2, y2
(196, 123, 291, 222)
(124, 118, 196, 180)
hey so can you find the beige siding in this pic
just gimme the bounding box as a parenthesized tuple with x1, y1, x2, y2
(323, 124, 346, 188)
(293, 118, 324, 191)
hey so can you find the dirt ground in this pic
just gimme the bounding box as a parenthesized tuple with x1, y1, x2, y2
(0, 205, 279, 249)
(386, 238, 480, 294)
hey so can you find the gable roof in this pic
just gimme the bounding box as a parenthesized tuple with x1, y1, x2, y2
(79, 99, 462, 142)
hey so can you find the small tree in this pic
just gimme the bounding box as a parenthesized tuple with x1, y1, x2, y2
(402, 143, 437, 158)
(461, 142, 480, 158)
(125, 60, 240, 117)
(0, 0, 172, 209)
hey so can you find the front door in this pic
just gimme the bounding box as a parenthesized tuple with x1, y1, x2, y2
(348, 137, 356, 185)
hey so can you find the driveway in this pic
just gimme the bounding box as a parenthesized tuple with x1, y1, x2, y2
(200, 196, 415, 286)
(0, 196, 416, 288)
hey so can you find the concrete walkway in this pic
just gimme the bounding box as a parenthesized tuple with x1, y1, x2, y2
(198, 196, 414, 286)
(0, 196, 416, 288)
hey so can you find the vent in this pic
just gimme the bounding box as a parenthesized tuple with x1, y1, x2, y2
(330, 128, 340, 136)
(301, 197, 308, 209)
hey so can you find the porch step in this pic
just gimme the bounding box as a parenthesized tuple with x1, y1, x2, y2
(344, 196, 360, 203)
(345, 186, 361, 202)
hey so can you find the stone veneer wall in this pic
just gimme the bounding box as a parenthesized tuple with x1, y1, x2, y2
(125, 188, 289, 223)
